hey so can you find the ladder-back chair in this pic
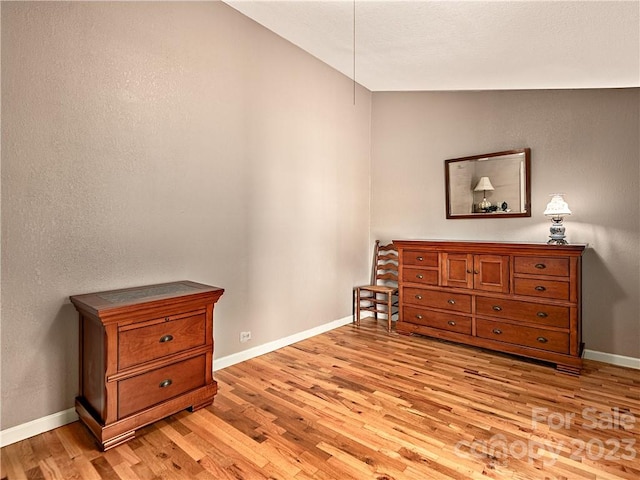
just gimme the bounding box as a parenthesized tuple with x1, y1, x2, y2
(353, 240, 399, 332)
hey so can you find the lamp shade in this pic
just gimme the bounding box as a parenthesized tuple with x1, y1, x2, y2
(474, 177, 494, 191)
(544, 193, 572, 216)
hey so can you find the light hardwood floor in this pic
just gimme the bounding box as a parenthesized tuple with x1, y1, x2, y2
(2, 321, 639, 480)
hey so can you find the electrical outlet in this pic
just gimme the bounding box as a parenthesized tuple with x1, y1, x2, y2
(240, 331, 251, 343)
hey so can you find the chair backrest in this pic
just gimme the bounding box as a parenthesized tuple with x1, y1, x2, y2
(371, 240, 399, 286)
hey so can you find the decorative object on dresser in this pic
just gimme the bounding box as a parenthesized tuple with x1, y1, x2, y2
(544, 193, 572, 244)
(445, 148, 531, 219)
(70, 281, 224, 450)
(393, 240, 586, 374)
(353, 240, 399, 332)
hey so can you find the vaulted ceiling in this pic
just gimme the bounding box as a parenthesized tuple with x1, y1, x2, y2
(224, 0, 640, 91)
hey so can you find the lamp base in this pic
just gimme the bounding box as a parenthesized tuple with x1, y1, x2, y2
(547, 238, 569, 245)
(547, 217, 568, 245)
(480, 197, 491, 210)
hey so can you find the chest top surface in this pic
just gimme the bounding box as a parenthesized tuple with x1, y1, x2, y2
(69, 280, 224, 318)
(393, 240, 586, 257)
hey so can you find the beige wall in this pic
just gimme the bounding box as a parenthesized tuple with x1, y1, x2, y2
(2, 1, 638, 434)
(371, 89, 640, 359)
(1, 1, 372, 429)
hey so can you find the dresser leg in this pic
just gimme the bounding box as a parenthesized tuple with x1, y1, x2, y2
(101, 430, 136, 451)
(396, 330, 414, 337)
(556, 364, 581, 376)
(188, 400, 214, 412)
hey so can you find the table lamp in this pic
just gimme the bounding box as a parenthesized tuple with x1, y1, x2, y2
(474, 176, 494, 211)
(544, 193, 572, 244)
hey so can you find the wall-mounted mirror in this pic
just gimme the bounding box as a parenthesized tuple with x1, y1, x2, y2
(445, 148, 531, 219)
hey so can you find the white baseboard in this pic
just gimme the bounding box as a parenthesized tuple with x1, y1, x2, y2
(3, 322, 635, 448)
(0, 408, 78, 448)
(213, 315, 353, 371)
(0, 315, 355, 448)
(584, 349, 640, 370)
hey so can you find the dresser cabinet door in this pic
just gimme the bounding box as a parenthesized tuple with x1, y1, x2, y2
(473, 255, 510, 293)
(441, 253, 473, 289)
(442, 253, 509, 293)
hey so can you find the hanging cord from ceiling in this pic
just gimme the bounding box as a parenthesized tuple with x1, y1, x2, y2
(353, 0, 356, 105)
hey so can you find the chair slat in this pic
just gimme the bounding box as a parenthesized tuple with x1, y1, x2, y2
(376, 272, 398, 281)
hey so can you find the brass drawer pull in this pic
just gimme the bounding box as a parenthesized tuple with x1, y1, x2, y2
(159, 379, 173, 388)
(492, 305, 502, 312)
(474, 270, 479, 275)
(466, 269, 472, 274)
(537, 337, 548, 343)
(492, 328, 502, 335)
(416, 314, 423, 320)
(416, 274, 424, 279)
(415, 295, 423, 300)
(417, 256, 424, 261)
(537, 312, 548, 318)
(447, 320, 456, 326)
(447, 299, 456, 305)
(535, 263, 546, 269)
(535, 286, 546, 292)
(159, 334, 174, 343)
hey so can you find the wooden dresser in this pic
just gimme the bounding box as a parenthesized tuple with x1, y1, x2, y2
(70, 281, 224, 450)
(393, 241, 586, 374)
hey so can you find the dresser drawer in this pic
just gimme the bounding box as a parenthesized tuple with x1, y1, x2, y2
(119, 311, 207, 370)
(403, 287, 471, 313)
(514, 256, 569, 277)
(476, 320, 569, 354)
(476, 297, 570, 328)
(513, 278, 569, 301)
(402, 268, 438, 286)
(403, 306, 471, 334)
(402, 251, 438, 267)
(118, 355, 206, 419)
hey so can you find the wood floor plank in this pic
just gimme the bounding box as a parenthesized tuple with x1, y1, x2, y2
(1, 446, 28, 480)
(2, 322, 639, 479)
(68, 456, 101, 480)
(110, 461, 141, 480)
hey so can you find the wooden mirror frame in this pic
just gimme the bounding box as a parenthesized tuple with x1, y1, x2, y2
(445, 148, 531, 219)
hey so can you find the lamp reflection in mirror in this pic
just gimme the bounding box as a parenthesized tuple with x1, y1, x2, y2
(474, 176, 495, 210)
(544, 193, 572, 244)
